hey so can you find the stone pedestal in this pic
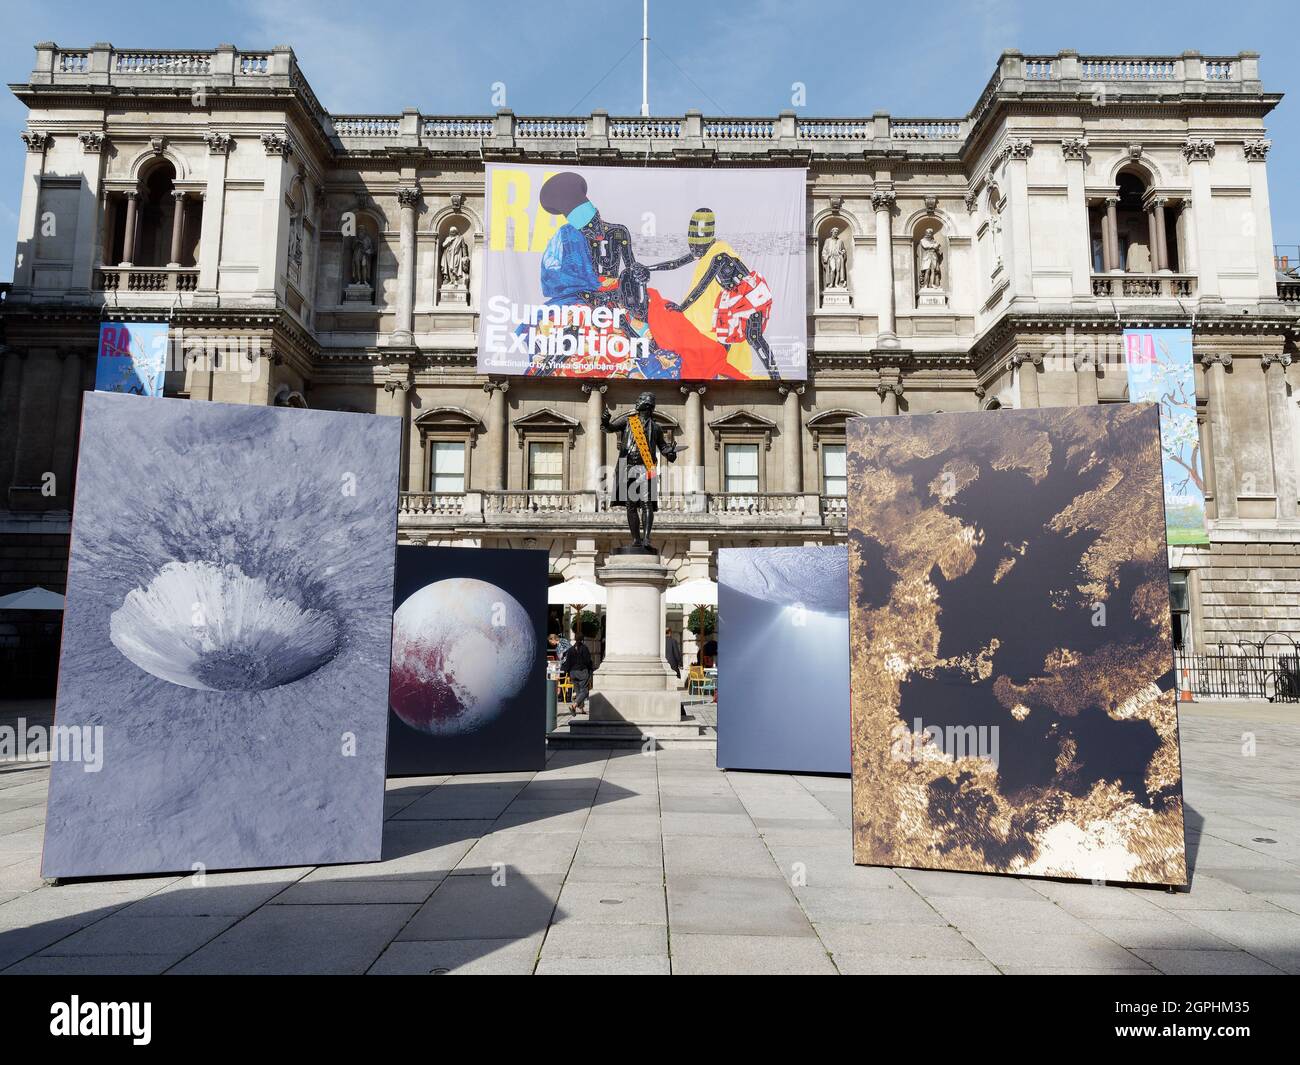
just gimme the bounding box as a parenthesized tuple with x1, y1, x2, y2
(822, 288, 852, 308)
(344, 282, 374, 303)
(587, 553, 682, 725)
(439, 283, 470, 306)
(918, 287, 947, 308)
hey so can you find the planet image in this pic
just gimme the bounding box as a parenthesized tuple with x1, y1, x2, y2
(389, 578, 537, 735)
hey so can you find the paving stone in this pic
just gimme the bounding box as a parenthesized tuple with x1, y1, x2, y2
(1025, 880, 1172, 919)
(581, 814, 663, 841)
(1150, 875, 1285, 912)
(369, 935, 543, 975)
(663, 833, 778, 878)
(454, 831, 581, 877)
(793, 884, 947, 925)
(667, 876, 814, 937)
(169, 904, 418, 975)
(40, 913, 236, 956)
(660, 812, 756, 837)
(538, 921, 667, 959)
(833, 954, 1001, 975)
(928, 897, 1096, 936)
(671, 933, 836, 975)
(766, 845, 902, 890)
(1173, 909, 1300, 973)
(898, 868, 1048, 900)
(126, 869, 309, 916)
(398, 873, 562, 942)
(555, 880, 666, 925)
(815, 920, 983, 960)
(304, 820, 488, 882)
(3, 953, 179, 975)
(1131, 948, 1285, 975)
(963, 930, 1150, 970)
(1080, 915, 1237, 951)
(536, 955, 669, 975)
(270, 880, 441, 905)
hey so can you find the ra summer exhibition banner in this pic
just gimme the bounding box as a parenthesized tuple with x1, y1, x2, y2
(1123, 328, 1209, 545)
(479, 163, 807, 382)
(95, 321, 168, 396)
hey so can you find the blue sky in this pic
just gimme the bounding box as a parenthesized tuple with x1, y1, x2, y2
(2, 0, 1298, 281)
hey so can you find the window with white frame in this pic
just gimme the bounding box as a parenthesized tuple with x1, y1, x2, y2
(429, 441, 466, 494)
(724, 443, 760, 495)
(528, 441, 564, 491)
(822, 443, 847, 497)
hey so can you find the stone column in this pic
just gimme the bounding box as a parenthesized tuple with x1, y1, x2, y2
(779, 384, 805, 490)
(121, 191, 139, 266)
(383, 377, 412, 492)
(876, 379, 903, 415)
(1146, 204, 1161, 272)
(680, 384, 706, 492)
(168, 191, 187, 267)
(198, 133, 231, 296)
(1184, 139, 1220, 299)
(50, 350, 87, 507)
(1104, 197, 1120, 273)
(70, 132, 105, 297)
(1062, 138, 1092, 297)
(1200, 352, 1237, 519)
(1177, 198, 1198, 275)
(1074, 352, 1099, 406)
(12, 131, 50, 294)
(1153, 198, 1170, 273)
(1244, 140, 1276, 299)
(581, 382, 606, 491)
(1004, 139, 1034, 296)
(484, 379, 509, 490)
(872, 188, 897, 345)
(257, 132, 292, 299)
(1263, 352, 1297, 520)
(393, 186, 420, 345)
(1013, 352, 1042, 408)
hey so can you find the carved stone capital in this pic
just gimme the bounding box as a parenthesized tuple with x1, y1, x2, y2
(383, 379, 411, 393)
(205, 131, 232, 155)
(1060, 136, 1088, 161)
(679, 384, 706, 397)
(397, 186, 422, 209)
(483, 379, 510, 395)
(78, 131, 105, 154)
(580, 383, 608, 396)
(20, 129, 51, 153)
(1199, 351, 1232, 369)
(1261, 352, 1292, 370)
(1182, 138, 1216, 162)
(1243, 139, 1272, 161)
(778, 384, 806, 398)
(871, 188, 896, 213)
(1073, 352, 1098, 372)
(1010, 352, 1044, 369)
(1005, 137, 1033, 161)
(875, 381, 904, 398)
(261, 131, 293, 158)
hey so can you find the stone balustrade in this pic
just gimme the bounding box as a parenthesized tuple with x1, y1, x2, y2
(95, 266, 199, 293)
(399, 490, 836, 530)
(1090, 273, 1197, 299)
(26, 44, 1261, 162)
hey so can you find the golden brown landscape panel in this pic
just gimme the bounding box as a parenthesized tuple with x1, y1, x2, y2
(846, 404, 1187, 885)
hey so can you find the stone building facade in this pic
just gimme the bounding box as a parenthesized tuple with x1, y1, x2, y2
(2, 43, 1298, 673)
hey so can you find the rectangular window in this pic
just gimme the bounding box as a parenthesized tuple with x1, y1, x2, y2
(823, 444, 847, 497)
(1169, 570, 1191, 652)
(429, 441, 466, 494)
(528, 441, 564, 491)
(724, 443, 759, 495)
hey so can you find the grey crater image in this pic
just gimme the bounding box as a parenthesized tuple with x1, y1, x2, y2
(722, 545, 848, 616)
(110, 560, 341, 691)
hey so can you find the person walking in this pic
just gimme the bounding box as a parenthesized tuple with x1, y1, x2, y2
(665, 626, 683, 679)
(562, 626, 595, 714)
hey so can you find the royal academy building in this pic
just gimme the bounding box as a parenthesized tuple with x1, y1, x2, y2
(2, 44, 1298, 686)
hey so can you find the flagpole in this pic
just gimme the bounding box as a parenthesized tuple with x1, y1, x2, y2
(641, 0, 650, 117)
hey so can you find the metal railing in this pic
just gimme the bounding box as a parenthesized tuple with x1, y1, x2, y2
(1175, 642, 1300, 702)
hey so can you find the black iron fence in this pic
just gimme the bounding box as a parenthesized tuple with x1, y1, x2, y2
(1175, 644, 1300, 703)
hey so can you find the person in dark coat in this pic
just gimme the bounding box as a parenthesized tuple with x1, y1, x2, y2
(562, 627, 595, 713)
(665, 627, 683, 678)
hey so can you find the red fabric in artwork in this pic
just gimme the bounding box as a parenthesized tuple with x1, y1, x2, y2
(647, 289, 748, 381)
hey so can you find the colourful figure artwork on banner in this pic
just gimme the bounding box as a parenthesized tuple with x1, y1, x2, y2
(479, 164, 807, 381)
(1123, 328, 1209, 545)
(95, 322, 169, 396)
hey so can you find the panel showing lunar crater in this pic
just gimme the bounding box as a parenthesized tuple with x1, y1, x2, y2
(846, 404, 1187, 886)
(41, 393, 402, 879)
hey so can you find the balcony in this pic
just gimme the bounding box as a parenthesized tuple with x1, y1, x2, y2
(96, 266, 198, 293)
(398, 491, 847, 533)
(1090, 273, 1196, 299)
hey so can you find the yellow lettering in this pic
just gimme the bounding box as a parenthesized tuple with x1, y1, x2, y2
(489, 169, 532, 252)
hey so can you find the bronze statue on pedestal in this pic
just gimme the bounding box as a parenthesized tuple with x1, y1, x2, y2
(602, 391, 680, 553)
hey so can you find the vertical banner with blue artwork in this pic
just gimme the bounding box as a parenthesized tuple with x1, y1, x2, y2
(1124, 327, 1208, 545)
(95, 322, 169, 396)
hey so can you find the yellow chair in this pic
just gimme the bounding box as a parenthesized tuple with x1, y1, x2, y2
(556, 675, 574, 704)
(687, 664, 707, 697)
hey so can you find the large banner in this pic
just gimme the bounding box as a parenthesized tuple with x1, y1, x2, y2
(479, 163, 806, 381)
(1124, 328, 1208, 545)
(95, 322, 168, 396)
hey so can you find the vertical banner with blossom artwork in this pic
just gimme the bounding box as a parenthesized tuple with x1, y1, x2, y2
(95, 322, 168, 396)
(1124, 328, 1208, 545)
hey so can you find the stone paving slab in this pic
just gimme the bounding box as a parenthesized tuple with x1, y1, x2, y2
(0, 700, 1296, 974)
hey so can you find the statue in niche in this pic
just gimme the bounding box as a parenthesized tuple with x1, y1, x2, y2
(350, 230, 375, 287)
(917, 227, 943, 290)
(440, 225, 470, 285)
(820, 227, 848, 290)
